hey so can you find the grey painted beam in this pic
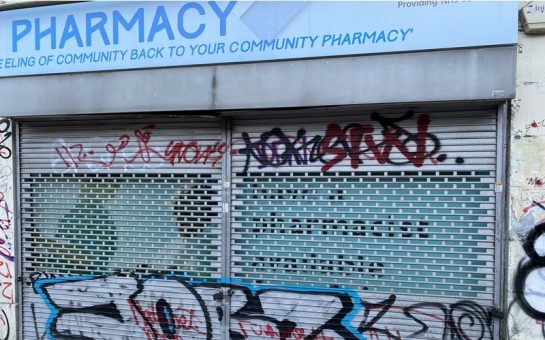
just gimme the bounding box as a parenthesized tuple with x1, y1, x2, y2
(0, 46, 516, 117)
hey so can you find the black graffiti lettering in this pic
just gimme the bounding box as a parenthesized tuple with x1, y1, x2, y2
(32, 273, 496, 340)
(0, 309, 9, 340)
(239, 128, 320, 173)
(367, 262, 385, 278)
(0, 119, 11, 160)
(251, 217, 262, 234)
(400, 221, 412, 238)
(307, 220, 320, 236)
(251, 213, 285, 234)
(358, 298, 491, 339)
(230, 287, 359, 340)
(249, 188, 328, 201)
(33, 275, 364, 340)
(31, 303, 45, 340)
(277, 320, 297, 340)
(230, 329, 246, 340)
(33, 276, 139, 339)
(356, 256, 365, 273)
(449, 301, 492, 340)
(370, 111, 444, 167)
(322, 219, 335, 235)
(351, 220, 367, 236)
(29, 271, 57, 293)
(328, 189, 344, 200)
(515, 221, 545, 319)
(248, 215, 433, 239)
(250, 183, 259, 200)
(242, 188, 430, 241)
(254, 255, 368, 277)
(417, 221, 430, 238)
(33, 275, 212, 339)
(371, 220, 384, 237)
(523, 222, 545, 263)
(156, 298, 176, 338)
(358, 294, 399, 340)
(287, 189, 309, 200)
(289, 218, 305, 234)
(403, 302, 448, 339)
(238, 111, 454, 173)
(376, 216, 397, 238)
(284, 258, 297, 273)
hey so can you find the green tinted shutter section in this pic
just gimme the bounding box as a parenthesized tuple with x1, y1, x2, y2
(230, 109, 497, 339)
(20, 117, 225, 339)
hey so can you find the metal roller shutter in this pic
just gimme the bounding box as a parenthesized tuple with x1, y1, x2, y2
(229, 109, 498, 339)
(19, 107, 501, 340)
(20, 117, 225, 339)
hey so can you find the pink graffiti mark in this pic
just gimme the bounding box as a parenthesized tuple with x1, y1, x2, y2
(54, 125, 227, 170)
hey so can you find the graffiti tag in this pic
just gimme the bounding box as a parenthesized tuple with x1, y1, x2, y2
(238, 112, 460, 173)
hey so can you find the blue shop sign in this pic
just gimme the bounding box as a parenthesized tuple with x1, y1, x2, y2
(0, 1, 518, 77)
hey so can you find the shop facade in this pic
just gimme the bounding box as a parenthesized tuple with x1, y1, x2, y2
(0, 1, 518, 339)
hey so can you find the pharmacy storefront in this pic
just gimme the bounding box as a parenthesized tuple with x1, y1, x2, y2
(0, 1, 517, 339)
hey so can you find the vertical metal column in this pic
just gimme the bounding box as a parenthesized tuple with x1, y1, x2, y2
(14, 120, 22, 340)
(220, 116, 232, 340)
(495, 102, 508, 340)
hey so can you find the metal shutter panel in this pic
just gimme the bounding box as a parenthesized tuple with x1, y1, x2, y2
(230, 109, 497, 339)
(20, 117, 224, 339)
(19, 108, 501, 340)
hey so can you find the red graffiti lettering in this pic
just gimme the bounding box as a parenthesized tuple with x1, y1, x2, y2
(240, 112, 452, 173)
(131, 300, 207, 339)
(54, 125, 226, 171)
(263, 324, 278, 338)
(0, 283, 12, 304)
(320, 124, 348, 172)
(292, 327, 305, 340)
(238, 320, 249, 338)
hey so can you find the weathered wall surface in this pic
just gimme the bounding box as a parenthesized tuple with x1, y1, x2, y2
(0, 118, 15, 340)
(508, 2, 545, 339)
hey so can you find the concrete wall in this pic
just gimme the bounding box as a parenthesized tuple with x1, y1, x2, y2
(508, 2, 545, 339)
